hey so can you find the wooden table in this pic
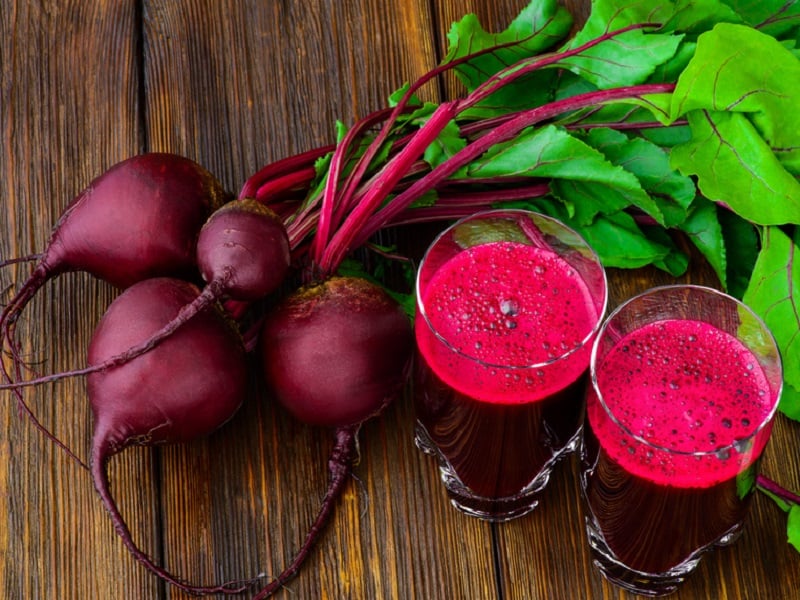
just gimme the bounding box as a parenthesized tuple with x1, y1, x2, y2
(1, 1, 799, 598)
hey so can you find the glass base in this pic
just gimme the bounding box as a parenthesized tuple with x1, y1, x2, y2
(415, 422, 580, 522)
(584, 515, 744, 597)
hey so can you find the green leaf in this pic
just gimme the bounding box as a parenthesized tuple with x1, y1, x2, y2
(575, 211, 673, 269)
(736, 462, 757, 500)
(719, 208, 760, 299)
(789, 504, 800, 553)
(444, 0, 573, 92)
(644, 226, 690, 276)
(562, 0, 683, 88)
(580, 127, 695, 226)
(470, 125, 655, 225)
(779, 384, 800, 422)
(562, 30, 683, 89)
(578, 0, 676, 32)
(670, 110, 800, 225)
(409, 189, 437, 210)
(663, 0, 744, 35)
(334, 120, 349, 144)
(742, 226, 800, 421)
(675, 194, 760, 297)
(422, 119, 466, 170)
(648, 38, 697, 83)
(671, 23, 800, 175)
(387, 83, 422, 108)
(720, 0, 800, 40)
(563, 100, 691, 147)
(492, 197, 678, 273)
(679, 197, 727, 288)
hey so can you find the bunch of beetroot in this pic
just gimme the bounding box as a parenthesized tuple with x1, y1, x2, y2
(0, 149, 415, 596)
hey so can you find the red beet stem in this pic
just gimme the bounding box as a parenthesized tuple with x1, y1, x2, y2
(0, 253, 42, 268)
(1, 265, 55, 398)
(757, 474, 800, 506)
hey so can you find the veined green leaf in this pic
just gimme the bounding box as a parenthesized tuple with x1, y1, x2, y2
(561, 0, 682, 88)
(742, 226, 800, 421)
(444, 0, 572, 92)
(561, 30, 682, 89)
(670, 110, 800, 225)
(671, 23, 800, 174)
(719, 207, 760, 299)
(679, 197, 727, 288)
(644, 225, 689, 276)
(470, 125, 655, 225)
(575, 211, 673, 269)
(648, 39, 697, 83)
(663, 0, 744, 35)
(495, 197, 674, 271)
(581, 127, 695, 226)
(423, 119, 466, 170)
(570, 0, 675, 39)
(720, 0, 800, 40)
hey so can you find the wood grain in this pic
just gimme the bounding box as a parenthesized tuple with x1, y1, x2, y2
(0, 1, 798, 599)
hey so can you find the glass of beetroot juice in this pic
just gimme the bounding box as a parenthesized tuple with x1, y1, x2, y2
(581, 285, 783, 596)
(414, 209, 607, 521)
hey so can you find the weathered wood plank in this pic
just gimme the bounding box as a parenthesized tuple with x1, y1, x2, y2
(0, 1, 161, 598)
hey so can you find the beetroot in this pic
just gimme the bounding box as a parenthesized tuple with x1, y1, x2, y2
(87, 277, 252, 595)
(196, 198, 290, 302)
(262, 276, 411, 427)
(254, 275, 413, 598)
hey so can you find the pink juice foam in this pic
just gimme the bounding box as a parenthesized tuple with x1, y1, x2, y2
(587, 319, 775, 488)
(417, 240, 600, 404)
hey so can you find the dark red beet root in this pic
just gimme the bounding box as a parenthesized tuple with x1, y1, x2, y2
(261, 275, 413, 428)
(254, 275, 413, 598)
(87, 277, 252, 595)
(22, 152, 225, 291)
(197, 198, 290, 301)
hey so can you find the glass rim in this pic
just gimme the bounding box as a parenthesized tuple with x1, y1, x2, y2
(416, 208, 608, 371)
(590, 284, 783, 458)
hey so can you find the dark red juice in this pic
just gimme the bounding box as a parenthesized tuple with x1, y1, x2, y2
(415, 240, 601, 501)
(582, 319, 776, 575)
